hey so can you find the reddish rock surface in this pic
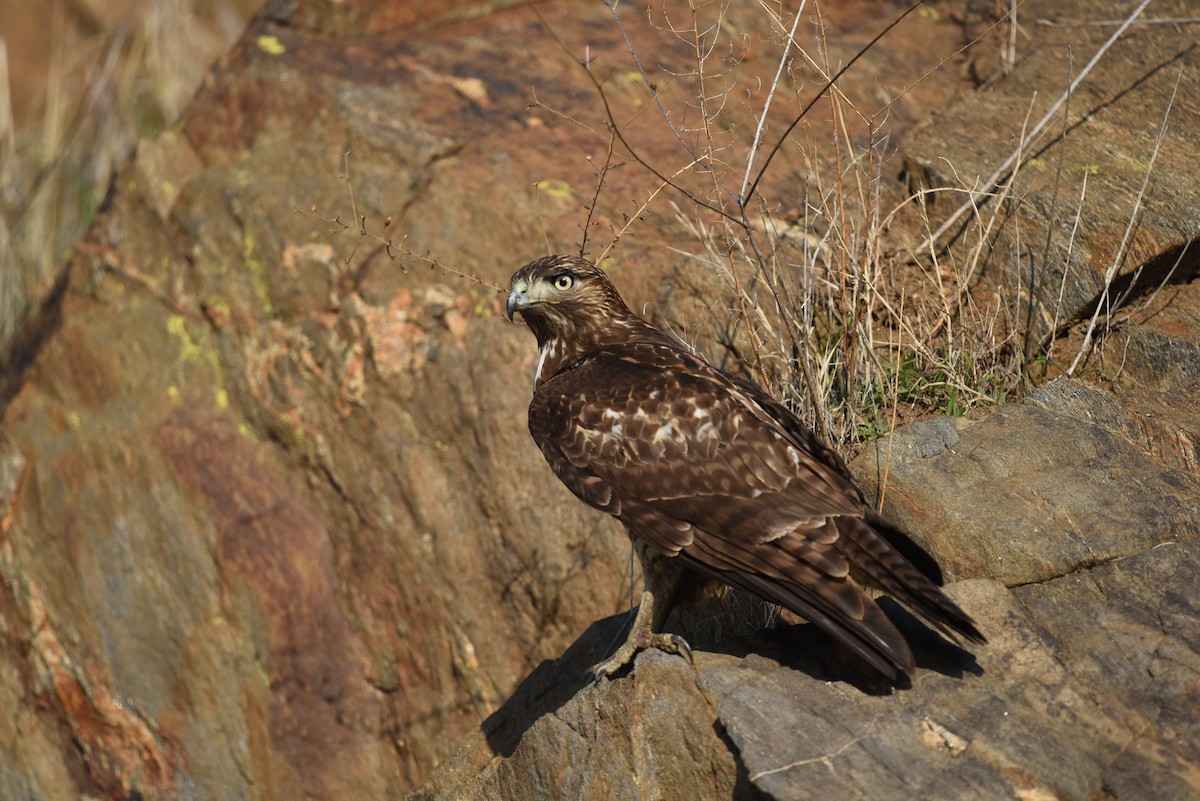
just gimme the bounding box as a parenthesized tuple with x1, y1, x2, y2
(0, 1, 1197, 799)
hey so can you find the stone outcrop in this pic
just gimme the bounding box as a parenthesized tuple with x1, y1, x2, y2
(854, 380, 1200, 585)
(0, 1, 1197, 799)
(419, 381, 1200, 801)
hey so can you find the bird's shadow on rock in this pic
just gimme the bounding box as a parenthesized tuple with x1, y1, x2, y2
(482, 602, 983, 757)
(481, 613, 629, 758)
(707, 598, 983, 694)
(881, 597, 985, 677)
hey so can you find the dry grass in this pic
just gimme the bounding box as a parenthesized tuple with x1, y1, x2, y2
(554, 0, 1171, 452)
(0, 0, 251, 345)
(566, 0, 1028, 451)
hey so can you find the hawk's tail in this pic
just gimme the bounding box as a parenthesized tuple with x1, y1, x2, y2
(836, 516, 986, 646)
(678, 545, 922, 680)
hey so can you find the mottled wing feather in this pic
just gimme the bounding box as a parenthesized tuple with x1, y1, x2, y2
(700, 559, 916, 676)
(529, 344, 861, 556)
(725, 371, 865, 500)
(835, 515, 985, 643)
(683, 520, 917, 675)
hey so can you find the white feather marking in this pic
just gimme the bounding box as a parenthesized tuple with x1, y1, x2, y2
(610, 424, 623, 437)
(786, 445, 802, 467)
(603, 409, 622, 421)
(654, 423, 685, 445)
(697, 421, 717, 440)
(535, 341, 558, 384)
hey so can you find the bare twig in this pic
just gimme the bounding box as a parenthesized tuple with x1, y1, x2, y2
(738, 0, 806, 202)
(533, 179, 554, 256)
(1037, 16, 1200, 28)
(580, 132, 621, 255)
(533, 4, 740, 225)
(876, 292, 904, 514)
(528, 87, 605, 139)
(1113, 240, 1192, 327)
(1042, 170, 1088, 363)
(742, 0, 924, 207)
(602, 0, 710, 171)
(298, 153, 503, 293)
(598, 153, 712, 263)
(395, 247, 506, 293)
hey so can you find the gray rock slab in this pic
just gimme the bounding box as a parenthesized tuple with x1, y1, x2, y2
(853, 380, 1200, 585)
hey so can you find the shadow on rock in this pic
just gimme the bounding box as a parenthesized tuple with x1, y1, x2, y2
(481, 613, 629, 757)
(483, 595, 986, 759)
(704, 603, 982, 696)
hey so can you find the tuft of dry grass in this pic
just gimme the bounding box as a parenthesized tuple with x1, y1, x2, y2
(562, 0, 1026, 451)
(0, 0, 253, 345)
(549, 0, 1163, 453)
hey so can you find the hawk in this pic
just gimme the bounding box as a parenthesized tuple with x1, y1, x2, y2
(505, 255, 984, 679)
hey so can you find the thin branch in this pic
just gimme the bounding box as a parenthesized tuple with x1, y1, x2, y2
(580, 131, 620, 255)
(1068, 63, 1179, 375)
(876, 292, 905, 514)
(1041, 170, 1088, 362)
(533, 4, 741, 226)
(1037, 16, 1200, 28)
(602, 0, 709, 170)
(1113, 240, 1192, 327)
(297, 153, 504, 294)
(739, 0, 806, 203)
(394, 246, 506, 293)
(528, 87, 606, 139)
(584, 63, 738, 224)
(742, 0, 923, 207)
(598, 153, 711, 262)
(533, 180, 554, 256)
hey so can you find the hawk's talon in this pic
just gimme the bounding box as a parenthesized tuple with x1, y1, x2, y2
(588, 576, 691, 681)
(589, 631, 695, 681)
(669, 633, 694, 664)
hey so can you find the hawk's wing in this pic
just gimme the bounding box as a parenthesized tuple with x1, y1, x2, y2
(528, 341, 927, 675)
(530, 343, 859, 546)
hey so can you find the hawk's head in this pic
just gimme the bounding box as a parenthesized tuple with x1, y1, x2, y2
(506, 255, 651, 385)
(506, 255, 635, 340)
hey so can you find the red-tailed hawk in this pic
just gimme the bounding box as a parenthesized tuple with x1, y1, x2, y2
(505, 255, 984, 679)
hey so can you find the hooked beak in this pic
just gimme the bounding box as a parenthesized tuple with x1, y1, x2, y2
(505, 282, 532, 322)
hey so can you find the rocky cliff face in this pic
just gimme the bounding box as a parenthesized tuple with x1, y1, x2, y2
(0, 1, 1197, 800)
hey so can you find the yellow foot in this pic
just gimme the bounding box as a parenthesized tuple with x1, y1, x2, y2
(590, 629, 693, 680)
(591, 552, 693, 679)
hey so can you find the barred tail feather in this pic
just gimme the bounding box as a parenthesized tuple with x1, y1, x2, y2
(835, 516, 986, 645)
(678, 552, 916, 678)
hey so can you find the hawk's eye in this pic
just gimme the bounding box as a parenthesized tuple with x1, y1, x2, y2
(552, 273, 575, 291)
